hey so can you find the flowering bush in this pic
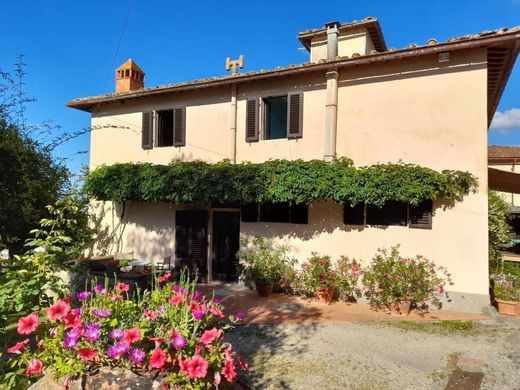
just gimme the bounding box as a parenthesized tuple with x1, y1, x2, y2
(5, 271, 247, 389)
(335, 256, 363, 301)
(297, 254, 338, 295)
(362, 246, 452, 310)
(493, 273, 520, 301)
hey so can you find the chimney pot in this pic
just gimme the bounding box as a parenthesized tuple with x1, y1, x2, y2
(115, 59, 145, 93)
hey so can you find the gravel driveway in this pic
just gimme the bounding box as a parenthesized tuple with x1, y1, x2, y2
(228, 314, 520, 390)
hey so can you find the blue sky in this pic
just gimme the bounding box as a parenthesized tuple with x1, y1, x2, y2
(1, 0, 519, 173)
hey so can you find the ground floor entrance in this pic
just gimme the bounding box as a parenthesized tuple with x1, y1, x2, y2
(175, 209, 240, 283)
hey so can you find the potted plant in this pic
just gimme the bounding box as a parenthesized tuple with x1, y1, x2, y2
(237, 237, 292, 297)
(299, 254, 338, 303)
(362, 246, 452, 316)
(336, 256, 363, 302)
(6, 270, 248, 389)
(493, 273, 520, 316)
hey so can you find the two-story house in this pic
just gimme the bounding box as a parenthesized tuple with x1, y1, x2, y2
(68, 17, 520, 311)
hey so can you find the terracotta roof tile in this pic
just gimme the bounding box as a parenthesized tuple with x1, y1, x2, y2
(489, 145, 520, 159)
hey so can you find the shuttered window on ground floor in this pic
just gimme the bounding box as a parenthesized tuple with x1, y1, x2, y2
(240, 203, 308, 224)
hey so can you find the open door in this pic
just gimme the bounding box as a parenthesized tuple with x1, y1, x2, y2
(212, 211, 240, 282)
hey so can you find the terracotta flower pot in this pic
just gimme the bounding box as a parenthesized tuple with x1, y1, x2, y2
(315, 287, 335, 304)
(390, 300, 412, 316)
(255, 282, 273, 297)
(496, 299, 519, 316)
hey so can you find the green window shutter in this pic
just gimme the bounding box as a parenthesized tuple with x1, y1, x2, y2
(287, 93, 303, 139)
(142, 111, 153, 149)
(409, 200, 433, 229)
(173, 107, 186, 147)
(245, 99, 259, 142)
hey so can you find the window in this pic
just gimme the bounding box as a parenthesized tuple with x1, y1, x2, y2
(245, 93, 303, 142)
(141, 108, 186, 149)
(343, 203, 365, 225)
(367, 201, 408, 226)
(241, 202, 308, 224)
(409, 200, 433, 229)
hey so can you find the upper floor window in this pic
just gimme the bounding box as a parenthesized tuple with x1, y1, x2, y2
(141, 108, 186, 150)
(246, 93, 303, 142)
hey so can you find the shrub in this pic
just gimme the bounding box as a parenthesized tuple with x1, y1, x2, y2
(335, 256, 363, 300)
(493, 273, 520, 301)
(3, 270, 247, 389)
(488, 191, 511, 272)
(237, 237, 293, 287)
(297, 254, 338, 295)
(362, 246, 452, 310)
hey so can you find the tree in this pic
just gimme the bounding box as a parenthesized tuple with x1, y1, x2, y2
(488, 191, 511, 272)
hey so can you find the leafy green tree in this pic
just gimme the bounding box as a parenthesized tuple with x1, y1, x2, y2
(488, 191, 511, 272)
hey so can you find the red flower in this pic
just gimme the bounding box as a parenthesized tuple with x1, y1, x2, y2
(116, 282, 130, 292)
(7, 339, 30, 354)
(237, 357, 249, 371)
(209, 306, 224, 318)
(17, 313, 40, 335)
(222, 360, 237, 382)
(47, 300, 70, 321)
(122, 327, 142, 344)
(199, 327, 221, 345)
(78, 348, 98, 361)
(159, 272, 172, 283)
(108, 292, 123, 301)
(62, 297, 74, 304)
(179, 354, 209, 379)
(149, 348, 167, 369)
(25, 359, 43, 377)
(169, 295, 185, 305)
(64, 312, 82, 328)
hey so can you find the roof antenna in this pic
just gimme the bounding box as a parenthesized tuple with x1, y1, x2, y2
(226, 55, 244, 75)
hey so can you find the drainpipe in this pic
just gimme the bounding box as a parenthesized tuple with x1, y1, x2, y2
(230, 83, 237, 163)
(325, 21, 340, 60)
(324, 70, 339, 161)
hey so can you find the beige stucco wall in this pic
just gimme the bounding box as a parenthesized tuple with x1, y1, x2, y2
(310, 28, 375, 62)
(87, 48, 490, 296)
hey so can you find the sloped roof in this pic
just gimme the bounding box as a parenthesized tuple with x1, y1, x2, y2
(489, 167, 520, 193)
(117, 59, 144, 73)
(489, 145, 520, 162)
(67, 22, 520, 127)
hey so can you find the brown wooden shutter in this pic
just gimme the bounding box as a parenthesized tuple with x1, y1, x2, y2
(173, 107, 186, 147)
(287, 93, 303, 139)
(409, 200, 433, 229)
(142, 111, 153, 149)
(367, 201, 408, 226)
(245, 99, 259, 142)
(343, 203, 365, 225)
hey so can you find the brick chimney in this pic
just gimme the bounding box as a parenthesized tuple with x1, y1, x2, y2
(115, 59, 145, 93)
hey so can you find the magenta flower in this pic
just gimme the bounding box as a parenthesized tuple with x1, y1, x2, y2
(214, 297, 221, 304)
(66, 328, 83, 339)
(128, 347, 146, 363)
(84, 323, 101, 342)
(235, 311, 245, 321)
(76, 291, 91, 301)
(92, 308, 112, 318)
(172, 284, 180, 293)
(94, 284, 106, 295)
(72, 307, 82, 317)
(107, 342, 129, 359)
(192, 310, 204, 321)
(157, 306, 166, 314)
(172, 334, 187, 349)
(193, 291, 202, 301)
(63, 332, 79, 349)
(109, 328, 124, 339)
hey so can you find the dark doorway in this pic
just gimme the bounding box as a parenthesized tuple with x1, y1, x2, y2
(175, 210, 208, 282)
(212, 211, 240, 282)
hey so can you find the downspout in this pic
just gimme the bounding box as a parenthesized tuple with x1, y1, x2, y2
(230, 83, 237, 163)
(324, 70, 339, 161)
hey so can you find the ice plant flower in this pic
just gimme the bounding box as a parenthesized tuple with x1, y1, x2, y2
(192, 310, 204, 321)
(149, 348, 167, 369)
(107, 342, 129, 359)
(213, 297, 221, 304)
(76, 291, 91, 301)
(180, 354, 209, 379)
(78, 348, 98, 361)
(172, 334, 187, 349)
(25, 359, 43, 377)
(122, 327, 142, 344)
(47, 300, 70, 321)
(66, 327, 83, 339)
(92, 308, 112, 318)
(235, 311, 245, 321)
(199, 328, 220, 345)
(193, 290, 202, 301)
(63, 334, 80, 350)
(172, 284, 180, 293)
(116, 282, 130, 292)
(128, 347, 146, 364)
(84, 323, 102, 342)
(94, 284, 106, 295)
(109, 328, 124, 339)
(7, 339, 29, 354)
(17, 313, 40, 335)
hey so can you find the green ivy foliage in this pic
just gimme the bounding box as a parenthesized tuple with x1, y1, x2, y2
(84, 159, 478, 206)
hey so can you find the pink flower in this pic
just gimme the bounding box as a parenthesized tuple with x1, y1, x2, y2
(199, 328, 221, 345)
(169, 295, 185, 305)
(159, 272, 171, 283)
(209, 306, 224, 318)
(122, 327, 142, 345)
(149, 348, 167, 369)
(222, 360, 237, 382)
(116, 282, 130, 292)
(144, 310, 158, 321)
(25, 359, 43, 377)
(214, 371, 221, 385)
(7, 339, 30, 354)
(78, 348, 98, 361)
(237, 357, 249, 371)
(179, 354, 209, 379)
(47, 300, 70, 321)
(438, 285, 445, 294)
(17, 313, 40, 335)
(63, 312, 82, 328)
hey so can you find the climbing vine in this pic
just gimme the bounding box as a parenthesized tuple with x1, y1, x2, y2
(84, 158, 478, 206)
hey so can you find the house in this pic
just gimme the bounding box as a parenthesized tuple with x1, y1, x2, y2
(68, 17, 520, 312)
(489, 145, 520, 238)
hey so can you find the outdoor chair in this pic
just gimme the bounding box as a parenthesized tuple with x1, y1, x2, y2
(156, 255, 174, 271)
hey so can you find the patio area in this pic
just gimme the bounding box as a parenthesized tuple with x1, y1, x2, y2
(197, 284, 490, 324)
